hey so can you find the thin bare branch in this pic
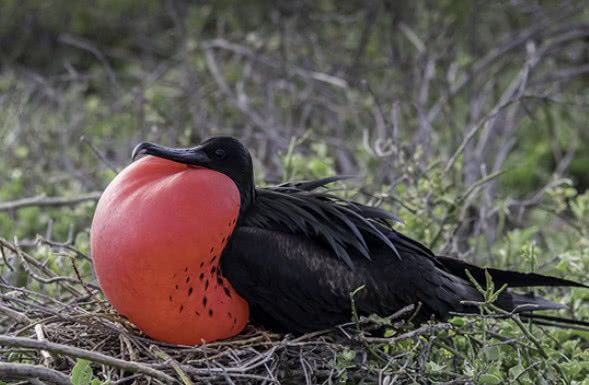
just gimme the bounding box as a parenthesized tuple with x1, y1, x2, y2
(0, 335, 177, 384)
(0, 192, 101, 212)
(0, 362, 72, 385)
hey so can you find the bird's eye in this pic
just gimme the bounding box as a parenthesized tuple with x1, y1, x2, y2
(215, 149, 226, 159)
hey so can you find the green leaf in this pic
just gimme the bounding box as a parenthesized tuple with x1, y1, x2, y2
(509, 364, 526, 380)
(71, 359, 93, 385)
(561, 361, 582, 378)
(340, 349, 356, 361)
(478, 373, 502, 385)
(426, 361, 445, 373)
(481, 345, 502, 362)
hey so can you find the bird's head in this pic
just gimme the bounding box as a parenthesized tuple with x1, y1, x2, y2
(132, 137, 256, 213)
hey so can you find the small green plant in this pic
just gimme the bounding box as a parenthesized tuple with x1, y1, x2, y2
(70, 359, 110, 385)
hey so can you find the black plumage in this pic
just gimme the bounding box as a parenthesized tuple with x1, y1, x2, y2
(132, 137, 589, 333)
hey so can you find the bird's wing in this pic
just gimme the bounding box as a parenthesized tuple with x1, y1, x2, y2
(220, 226, 478, 333)
(243, 188, 402, 268)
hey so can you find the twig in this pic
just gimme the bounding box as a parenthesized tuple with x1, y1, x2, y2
(58, 34, 120, 91)
(0, 301, 31, 323)
(0, 362, 72, 385)
(443, 66, 532, 174)
(68, 254, 98, 299)
(35, 235, 92, 262)
(81, 135, 120, 174)
(31, 378, 50, 385)
(1, 238, 84, 296)
(0, 335, 177, 384)
(364, 323, 452, 344)
(203, 38, 348, 89)
(203, 47, 269, 131)
(0, 192, 101, 212)
(389, 304, 416, 321)
(35, 324, 55, 367)
(152, 346, 194, 385)
(0, 243, 13, 271)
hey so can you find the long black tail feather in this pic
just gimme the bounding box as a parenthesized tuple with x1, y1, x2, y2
(437, 255, 588, 289)
(520, 313, 589, 331)
(450, 311, 589, 331)
(435, 256, 589, 331)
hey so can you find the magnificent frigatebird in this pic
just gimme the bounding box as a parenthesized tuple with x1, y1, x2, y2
(126, 136, 588, 335)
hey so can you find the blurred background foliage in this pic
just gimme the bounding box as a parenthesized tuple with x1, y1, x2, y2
(1, 1, 589, 382)
(2, 0, 588, 252)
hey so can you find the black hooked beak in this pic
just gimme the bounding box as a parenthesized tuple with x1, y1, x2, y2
(131, 142, 210, 166)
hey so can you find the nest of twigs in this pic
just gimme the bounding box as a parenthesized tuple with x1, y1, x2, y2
(0, 236, 457, 385)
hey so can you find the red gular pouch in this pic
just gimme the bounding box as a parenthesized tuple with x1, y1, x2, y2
(91, 155, 249, 344)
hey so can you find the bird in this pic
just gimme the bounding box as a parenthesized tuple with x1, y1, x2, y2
(127, 136, 588, 336)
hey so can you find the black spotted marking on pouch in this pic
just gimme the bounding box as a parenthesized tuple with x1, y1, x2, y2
(184, 267, 188, 272)
(217, 276, 223, 286)
(223, 287, 231, 298)
(202, 296, 207, 307)
(168, 295, 173, 302)
(205, 279, 209, 290)
(175, 284, 179, 290)
(221, 237, 226, 244)
(208, 309, 213, 317)
(199, 272, 204, 281)
(200, 262, 204, 268)
(179, 305, 184, 312)
(210, 246, 214, 253)
(209, 255, 216, 264)
(188, 287, 193, 296)
(195, 310, 200, 316)
(186, 276, 190, 283)
(210, 266, 216, 274)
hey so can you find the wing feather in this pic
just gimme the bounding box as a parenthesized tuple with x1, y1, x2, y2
(244, 187, 402, 267)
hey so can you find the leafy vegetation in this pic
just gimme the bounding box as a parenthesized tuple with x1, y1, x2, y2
(1, 1, 588, 383)
(71, 359, 110, 385)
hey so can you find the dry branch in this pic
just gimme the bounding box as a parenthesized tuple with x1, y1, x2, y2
(35, 324, 55, 367)
(0, 192, 101, 212)
(0, 335, 177, 383)
(0, 362, 72, 385)
(0, 301, 31, 323)
(364, 323, 453, 344)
